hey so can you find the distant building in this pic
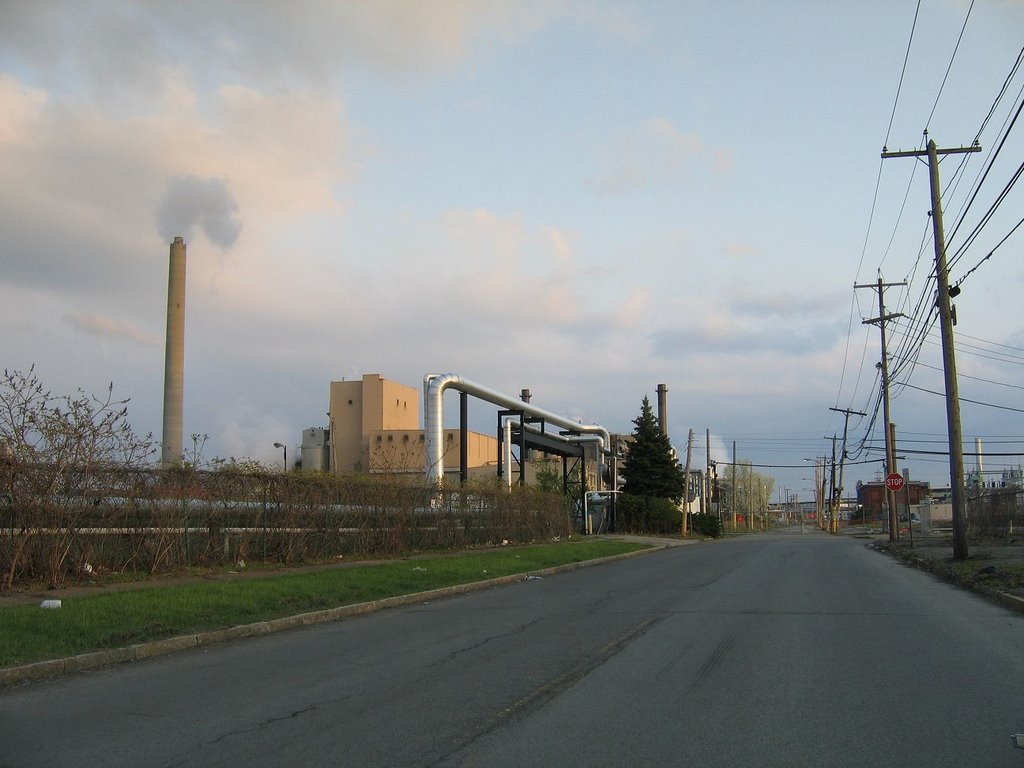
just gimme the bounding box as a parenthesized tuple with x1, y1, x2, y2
(325, 373, 498, 478)
(856, 479, 931, 520)
(300, 427, 330, 472)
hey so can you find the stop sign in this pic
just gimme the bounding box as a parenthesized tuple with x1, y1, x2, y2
(885, 472, 905, 492)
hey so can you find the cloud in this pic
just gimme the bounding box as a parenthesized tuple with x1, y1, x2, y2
(733, 290, 844, 320)
(0, 1, 547, 97)
(587, 118, 722, 194)
(0, 74, 47, 144)
(650, 294, 848, 359)
(63, 312, 161, 347)
(156, 175, 241, 248)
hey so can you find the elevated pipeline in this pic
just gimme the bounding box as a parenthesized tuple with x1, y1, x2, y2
(423, 373, 610, 485)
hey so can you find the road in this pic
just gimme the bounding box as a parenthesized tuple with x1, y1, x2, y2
(3, 531, 1024, 767)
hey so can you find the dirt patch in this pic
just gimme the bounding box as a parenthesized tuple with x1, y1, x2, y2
(872, 533, 1024, 609)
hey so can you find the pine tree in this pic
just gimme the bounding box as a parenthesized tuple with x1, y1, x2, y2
(621, 395, 685, 502)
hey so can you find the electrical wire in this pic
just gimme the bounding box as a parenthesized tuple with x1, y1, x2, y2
(946, 90, 1024, 267)
(840, 0, 924, 421)
(955, 213, 1024, 289)
(923, 0, 975, 132)
(910, 360, 1024, 391)
(948, 156, 1024, 274)
(894, 381, 1024, 413)
(974, 44, 1024, 144)
(883, 0, 922, 151)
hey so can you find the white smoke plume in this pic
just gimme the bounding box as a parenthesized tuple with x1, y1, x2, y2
(156, 175, 242, 248)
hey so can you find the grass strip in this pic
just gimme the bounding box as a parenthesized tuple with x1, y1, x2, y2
(1, 540, 646, 667)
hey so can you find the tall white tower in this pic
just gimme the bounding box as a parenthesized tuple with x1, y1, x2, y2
(161, 236, 186, 467)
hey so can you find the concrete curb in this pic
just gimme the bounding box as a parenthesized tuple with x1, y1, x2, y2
(1, 542, 681, 688)
(871, 542, 1024, 616)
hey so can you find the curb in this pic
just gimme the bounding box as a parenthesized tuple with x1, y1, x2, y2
(870, 542, 1024, 616)
(1, 543, 676, 688)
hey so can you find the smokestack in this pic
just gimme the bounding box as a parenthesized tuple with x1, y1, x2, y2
(656, 383, 668, 436)
(161, 237, 186, 467)
(976, 437, 984, 487)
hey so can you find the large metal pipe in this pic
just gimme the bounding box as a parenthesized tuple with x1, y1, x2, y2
(161, 237, 186, 467)
(424, 373, 609, 485)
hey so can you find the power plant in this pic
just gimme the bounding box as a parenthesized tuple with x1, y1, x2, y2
(161, 236, 186, 467)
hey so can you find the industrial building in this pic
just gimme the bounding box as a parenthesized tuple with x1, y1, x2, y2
(318, 373, 500, 479)
(300, 373, 604, 492)
(856, 478, 931, 521)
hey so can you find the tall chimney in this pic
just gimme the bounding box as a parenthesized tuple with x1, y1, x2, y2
(656, 383, 668, 437)
(161, 237, 186, 467)
(976, 437, 984, 487)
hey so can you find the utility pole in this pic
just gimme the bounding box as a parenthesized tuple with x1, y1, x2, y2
(813, 458, 823, 529)
(857, 278, 905, 542)
(820, 457, 829, 530)
(890, 422, 900, 539)
(882, 138, 980, 560)
(732, 441, 738, 532)
(682, 428, 693, 537)
(829, 406, 867, 534)
(702, 427, 710, 516)
(828, 438, 837, 529)
(746, 463, 754, 530)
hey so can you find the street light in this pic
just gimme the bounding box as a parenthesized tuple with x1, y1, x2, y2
(273, 442, 287, 472)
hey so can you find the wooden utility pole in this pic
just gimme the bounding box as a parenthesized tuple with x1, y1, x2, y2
(819, 457, 829, 530)
(828, 437, 837, 528)
(857, 278, 905, 541)
(732, 441, 738, 532)
(829, 406, 867, 533)
(702, 427, 710, 516)
(882, 138, 980, 560)
(890, 421, 899, 539)
(682, 428, 693, 537)
(746, 463, 754, 530)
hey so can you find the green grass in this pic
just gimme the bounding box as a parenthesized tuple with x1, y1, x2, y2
(0, 540, 646, 667)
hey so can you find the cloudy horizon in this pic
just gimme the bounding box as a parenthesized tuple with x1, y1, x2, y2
(2, 1, 1022, 497)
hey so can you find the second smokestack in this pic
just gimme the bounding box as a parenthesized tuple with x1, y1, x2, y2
(656, 383, 668, 437)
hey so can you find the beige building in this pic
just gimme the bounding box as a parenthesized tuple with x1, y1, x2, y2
(327, 374, 499, 477)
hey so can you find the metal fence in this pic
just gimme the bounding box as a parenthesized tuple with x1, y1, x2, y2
(0, 464, 571, 589)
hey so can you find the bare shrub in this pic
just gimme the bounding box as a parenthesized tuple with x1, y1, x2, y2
(0, 369, 575, 590)
(0, 368, 155, 588)
(968, 487, 1024, 538)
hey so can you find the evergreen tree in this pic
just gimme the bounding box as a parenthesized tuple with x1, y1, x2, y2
(621, 395, 685, 502)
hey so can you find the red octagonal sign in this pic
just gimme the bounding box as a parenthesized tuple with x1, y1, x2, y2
(885, 472, 906, 492)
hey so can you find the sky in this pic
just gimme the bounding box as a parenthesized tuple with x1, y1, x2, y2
(1, 0, 1022, 501)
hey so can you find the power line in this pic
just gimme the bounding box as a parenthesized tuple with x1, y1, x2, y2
(890, 318, 1024, 365)
(954, 213, 1024, 289)
(884, 0, 923, 150)
(923, 0, 975, 132)
(910, 360, 1024, 391)
(946, 94, 1024, 268)
(895, 381, 1024, 413)
(974, 44, 1024, 143)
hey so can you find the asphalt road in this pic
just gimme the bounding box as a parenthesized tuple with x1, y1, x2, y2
(3, 531, 1024, 767)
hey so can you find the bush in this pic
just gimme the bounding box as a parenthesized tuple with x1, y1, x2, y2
(0, 368, 575, 589)
(616, 494, 681, 535)
(0, 463, 573, 589)
(690, 511, 723, 538)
